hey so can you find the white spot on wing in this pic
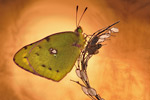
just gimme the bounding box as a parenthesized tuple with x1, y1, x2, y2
(49, 48, 57, 55)
(52, 49, 57, 54)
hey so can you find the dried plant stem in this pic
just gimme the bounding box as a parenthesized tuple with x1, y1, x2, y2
(71, 21, 120, 100)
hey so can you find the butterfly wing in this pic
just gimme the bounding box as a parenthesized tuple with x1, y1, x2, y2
(13, 31, 85, 81)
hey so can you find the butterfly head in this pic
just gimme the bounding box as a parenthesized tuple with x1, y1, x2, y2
(75, 26, 83, 34)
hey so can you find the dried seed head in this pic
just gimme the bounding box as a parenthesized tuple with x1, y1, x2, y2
(87, 44, 102, 55)
(75, 69, 81, 78)
(87, 88, 97, 96)
(91, 36, 99, 45)
(97, 38, 105, 43)
(80, 70, 88, 81)
(110, 27, 119, 33)
(99, 33, 111, 39)
(81, 86, 89, 95)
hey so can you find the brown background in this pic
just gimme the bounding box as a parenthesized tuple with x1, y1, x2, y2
(0, 0, 150, 100)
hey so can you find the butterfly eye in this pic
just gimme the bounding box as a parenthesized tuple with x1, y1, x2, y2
(75, 26, 83, 33)
(78, 28, 83, 33)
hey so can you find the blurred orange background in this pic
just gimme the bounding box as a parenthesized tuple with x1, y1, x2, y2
(0, 0, 150, 100)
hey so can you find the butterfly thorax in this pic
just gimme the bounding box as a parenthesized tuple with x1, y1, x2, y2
(73, 26, 85, 49)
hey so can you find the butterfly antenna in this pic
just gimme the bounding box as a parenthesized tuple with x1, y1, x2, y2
(76, 5, 79, 27)
(77, 7, 88, 27)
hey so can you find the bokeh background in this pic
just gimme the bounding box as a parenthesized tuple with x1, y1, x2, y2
(0, 0, 150, 100)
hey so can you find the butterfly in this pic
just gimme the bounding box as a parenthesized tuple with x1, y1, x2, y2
(13, 5, 119, 82)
